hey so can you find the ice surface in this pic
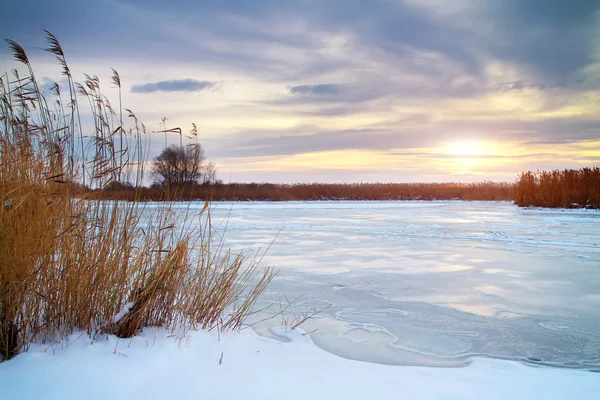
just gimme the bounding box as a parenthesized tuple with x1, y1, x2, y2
(178, 200, 600, 370)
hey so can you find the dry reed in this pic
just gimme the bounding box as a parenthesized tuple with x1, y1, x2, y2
(0, 32, 274, 361)
(89, 181, 516, 202)
(515, 169, 600, 209)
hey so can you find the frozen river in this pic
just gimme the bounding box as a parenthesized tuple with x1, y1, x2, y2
(184, 201, 600, 370)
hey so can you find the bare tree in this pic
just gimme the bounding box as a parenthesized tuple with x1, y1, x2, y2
(152, 144, 215, 187)
(203, 162, 216, 184)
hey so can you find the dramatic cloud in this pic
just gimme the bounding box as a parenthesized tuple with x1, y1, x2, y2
(1, 0, 598, 182)
(289, 84, 341, 95)
(131, 79, 220, 93)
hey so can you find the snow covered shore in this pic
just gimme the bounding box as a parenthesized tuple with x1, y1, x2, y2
(1, 327, 598, 400)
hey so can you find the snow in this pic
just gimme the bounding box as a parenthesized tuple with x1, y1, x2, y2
(2, 201, 599, 398)
(1, 327, 598, 400)
(112, 302, 135, 323)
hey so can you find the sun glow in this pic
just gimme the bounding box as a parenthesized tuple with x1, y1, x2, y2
(439, 140, 493, 176)
(445, 140, 488, 156)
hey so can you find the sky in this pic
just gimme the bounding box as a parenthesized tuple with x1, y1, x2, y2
(1, 0, 599, 183)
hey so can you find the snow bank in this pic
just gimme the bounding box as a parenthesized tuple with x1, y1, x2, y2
(1, 327, 597, 400)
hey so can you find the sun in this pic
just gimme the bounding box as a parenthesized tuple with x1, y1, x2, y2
(439, 140, 492, 175)
(445, 140, 487, 157)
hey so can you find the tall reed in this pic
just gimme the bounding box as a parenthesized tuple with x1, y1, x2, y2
(515, 168, 600, 209)
(0, 32, 274, 361)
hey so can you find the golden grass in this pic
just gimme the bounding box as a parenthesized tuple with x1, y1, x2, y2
(515, 169, 600, 208)
(0, 32, 274, 361)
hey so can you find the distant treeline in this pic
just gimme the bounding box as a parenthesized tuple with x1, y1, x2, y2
(515, 168, 600, 209)
(87, 181, 515, 202)
(85, 169, 600, 209)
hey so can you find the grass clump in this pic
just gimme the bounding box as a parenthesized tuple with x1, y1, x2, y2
(0, 32, 274, 361)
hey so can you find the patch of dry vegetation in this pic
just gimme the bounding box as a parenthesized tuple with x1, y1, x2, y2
(515, 169, 600, 209)
(89, 181, 516, 202)
(0, 32, 274, 361)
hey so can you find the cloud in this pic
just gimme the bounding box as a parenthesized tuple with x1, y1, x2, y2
(485, 0, 600, 81)
(497, 81, 566, 92)
(6, 1, 597, 92)
(289, 84, 341, 95)
(209, 127, 438, 159)
(207, 112, 600, 160)
(2, 0, 599, 183)
(131, 79, 221, 93)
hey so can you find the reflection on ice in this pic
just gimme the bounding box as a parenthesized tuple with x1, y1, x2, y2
(172, 201, 600, 370)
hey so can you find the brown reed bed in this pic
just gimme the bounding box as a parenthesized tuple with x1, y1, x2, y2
(88, 181, 516, 202)
(0, 32, 274, 361)
(515, 168, 600, 209)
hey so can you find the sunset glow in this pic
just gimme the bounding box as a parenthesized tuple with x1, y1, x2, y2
(444, 141, 489, 157)
(1, 1, 598, 183)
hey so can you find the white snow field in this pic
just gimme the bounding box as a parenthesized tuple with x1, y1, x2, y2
(2, 201, 599, 399)
(1, 326, 598, 400)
